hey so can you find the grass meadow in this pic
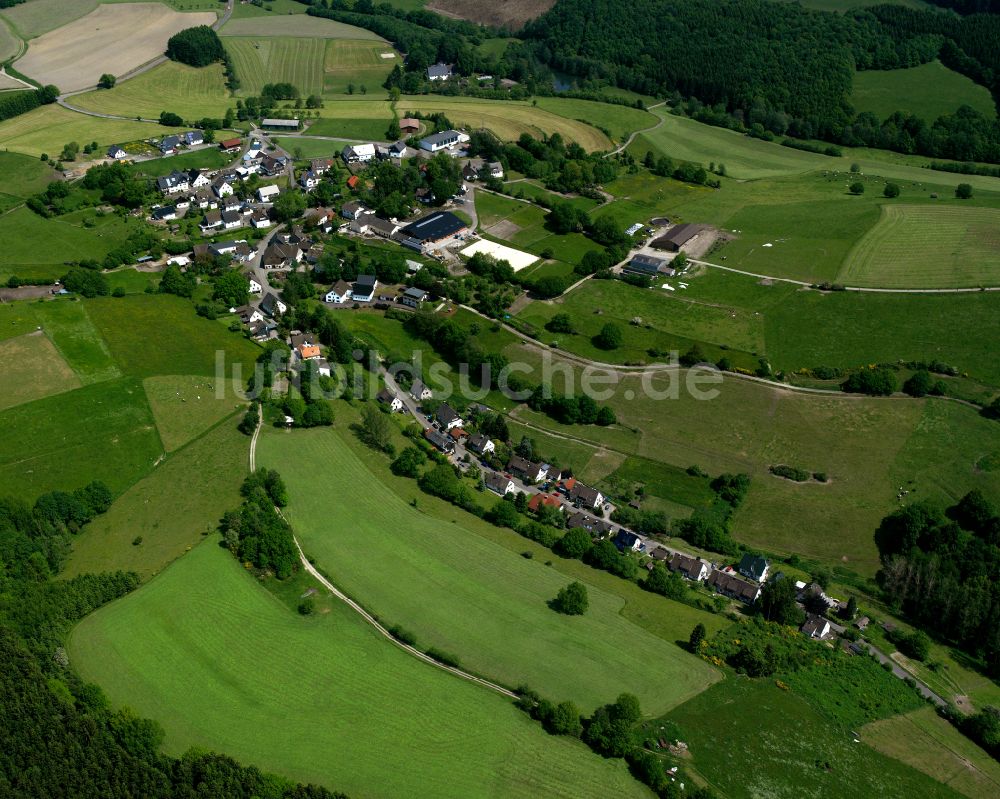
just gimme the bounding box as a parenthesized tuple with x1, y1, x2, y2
(270, 135, 346, 158)
(220, 13, 383, 39)
(667, 679, 963, 799)
(323, 39, 400, 95)
(0, 331, 79, 411)
(31, 299, 121, 384)
(68, 542, 652, 799)
(225, 36, 328, 97)
(305, 115, 392, 141)
(532, 97, 657, 141)
(258, 423, 721, 715)
(839, 204, 1000, 287)
(852, 61, 996, 123)
(0, 13, 20, 60)
(64, 418, 247, 580)
(476, 191, 596, 264)
(862, 706, 1000, 799)
(142, 374, 247, 452)
(0, 151, 56, 198)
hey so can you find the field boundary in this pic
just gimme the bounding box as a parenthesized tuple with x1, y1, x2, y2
(248, 415, 518, 700)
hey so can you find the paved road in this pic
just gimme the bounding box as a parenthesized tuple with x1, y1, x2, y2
(861, 641, 946, 707)
(604, 101, 667, 158)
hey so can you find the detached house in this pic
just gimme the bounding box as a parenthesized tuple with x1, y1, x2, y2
(299, 169, 321, 190)
(258, 184, 281, 203)
(259, 292, 287, 318)
(419, 130, 470, 153)
(341, 200, 367, 220)
(435, 403, 463, 430)
(427, 62, 452, 81)
(424, 427, 455, 454)
(738, 554, 770, 584)
(566, 479, 604, 511)
(324, 279, 353, 304)
(107, 145, 127, 159)
(262, 243, 301, 270)
(183, 130, 204, 146)
(351, 274, 378, 302)
(507, 456, 547, 484)
(614, 530, 643, 552)
(466, 434, 495, 456)
(157, 170, 190, 194)
(400, 287, 426, 308)
(801, 614, 832, 640)
(159, 135, 181, 155)
(668, 553, 712, 582)
(485, 472, 516, 497)
(221, 210, 242, 230)
(342, 143, 376, 164)
(310, 157, 334, 175)
(409, 379, 433, 402)
(213, 176, 235, 198)
(200, 210, 223, 233)
(376, 388, 404, 412)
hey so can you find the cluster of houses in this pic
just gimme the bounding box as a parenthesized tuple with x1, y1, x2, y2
(107, 130, 206, 162)
(341, 129, 471, 166)
(341, 197, 470, 255)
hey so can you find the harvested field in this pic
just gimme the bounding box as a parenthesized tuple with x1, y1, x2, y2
(0, 70, 28, 90)
(0, 17, 19, 62)
(15, 3, 215, 93)
(426, 0, 554, 29)
(0, 331, 80, 411)
(221, 14, 383, 39)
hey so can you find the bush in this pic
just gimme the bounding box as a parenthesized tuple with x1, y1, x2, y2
(769, 464, 810, 482)
(594, 322, 623, 350)
(955, 183, 973, 200)
(551, 581, 588, 615)
(849, 181, 865, 195)
(425, 647, 461, 668)
(166, 26, 225, 67)
(883, 183, 900, 198)
(388, 625, 417, 646)
(842, 367, 897, 396)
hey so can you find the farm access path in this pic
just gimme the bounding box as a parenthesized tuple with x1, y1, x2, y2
(247, 413, 518, 700)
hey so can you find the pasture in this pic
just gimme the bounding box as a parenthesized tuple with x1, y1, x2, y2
(305, 114, 392, 141)
(64, 419, 247, 580)
(31, 299, 121, 384)
(0, 331, 79, 411)
(68, 542, 651, 799)
(143, 374, 246, 451)
(0, 103, 178, 158)
(0, 376, 162, 500)
(71, 62, 232, 121)
(839, 205, 1000, 288)
(862, 706, 1000, 799)
(258, 424, 721, 715)
(220, 14, 384, 39)
(0, 150, 56, 197)
(852, 61, 996, 123)
(532, 97, 656, 142)
(224, 35, 327, 97)
(323, 39, 400, 95)
(475, 190, 596, 264)
(667, 679, 963, 799)
(14, 4, 216, 93)
(270, 135, 344, 158)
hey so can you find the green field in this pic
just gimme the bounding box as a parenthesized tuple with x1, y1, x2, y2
(143, 374, 246, 451)
(135, 145, 232, 176)
(68, 542, 651, 799)
(221, 13, 384, 39)
(270, 135, 345, 158)
(476, 191, 597, 264)
(258, 423, 721, 715)
(852, 61, 996, 123)
(323, 38, 400, 95)
(72, 62, 232, 122)
(225, 36, 328, 97)
(64, 418, 247, 580)
(0, 150, 56, 198)
(668, 679, 963, 799)
(533, 97, 657, 141)
(0, 0, 221, 39)
(0, 103, 179, 158)
(0, 376, 162, 499)
(839, 205, 1000, 287)
(0, 331, 79, 411)
(31, 299, 122, 384)
(305, 115, 392, 141)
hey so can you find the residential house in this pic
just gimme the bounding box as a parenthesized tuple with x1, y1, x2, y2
(199, 210, 223, 233)
(376, 389, 404, 412)
(424, 427, 455, 454)
(399, 117, 420, 134)
(304, 207, 335, 233)
(257, 155, 286, 177)
(219, 137, 242, 152)
(367, 216, 400, 239)
(801, 614, 832, 640)
(245, 273, 262, 294)
(668, 553, 712, 582)
(855, 616, 870, 632)
(257, 184, 280, 203)
(191, 187, 217, 209)
(528, 493, 564, 513)
(650, 546, 671, 563)
(507, 456, 547, 484)
(409, 379, 432, 401)
(341, 200, 367, 220)
(435, 403, 463, 431)
(175, 197, 191, 212)
(400, 287, 427, 308)
(212, 176, 235, 198)
(188, 169, 211, 190)
(485, 472, 516, 497)
(310, 158, 333, 175)
(738, 554, 770, 583)
(199, 240, 252, 263)
(324, 279, 353, 304)
(220, 195, 241, 213)
(235, 305, 265, 325)
(419, 130, 470, 153)
(300, 170, 321, 190)
(568, 481, 604, 511)
(566, 512, 613, 536)
(159, 135, 181, 155)
(291, 334, 321, 361)
(251, 209, 272, 230)
(151, 205, 178, 222)
(248, 319, 278, 341)
(183, 130, 204, 147)
(466, 434, 494, 456)
(488, 161, 504, 179)
(388, 141, 408, 159)
(221, 210, 242, 230)
(262, 243, 301, 269)
(706, 571, 762, 604)
(342, 143, 376, 164)
(351, 274, 378, 302)
(426, 63, 452, 81)
(614, 530, 643, 552)
(157, 170, 190, 194)
(106, 145, 127, 159)
(259, 292, 287, 318)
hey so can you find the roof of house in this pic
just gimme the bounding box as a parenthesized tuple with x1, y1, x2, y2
(424, 427, 454, 451)
(352, 280, 376, 296)
(367, 216, 399, 236)
(399, 117, 420, 128)
(260, 292, 282, 316)
(376, 388, 397, 404)
(801, 614, 830, 637)
(160, 135, 180, 149)
(650, 546, 671, 561)
(221, 210, 242, 224)
(403, 287, 427, 300)
(202, 210, 222, 225)
(344, 142, 376, 158)
(738, 553, 770, 581)
(615, 530, 642, 549)
(436, 403, 460, 425)
(298, 344, 321, 359)
(485, 472, 512, 493)
(420, 130, 462, 148)
(570, 482, 602, 505)
(346, 175, 360, 188)
(467, 433, 492, 453)
(527, 493, 563, 512)
(355, 273, 377, 287)
(507, 455, 540, 477)
(651, 223, 703, 249)
(669, 552, 709, 576)
(327, 279, 352, 297)
(219, 137, 242, 149)
(706, 570, 760, 601)
(151, 205, 177, 220)
(410, 379, 430, 397)
(427, 63, 452, 78)
(342, 200, 364, 215)
(565, 512, 612, 534)
(402, 211, 466, 242)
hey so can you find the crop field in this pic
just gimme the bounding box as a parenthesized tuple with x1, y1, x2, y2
(852, 61, 996, 123)
(228, 0, 310, 17)
(86, 295, 260, 378)
(0, 206, 140, 283)
(258, 425, 720, 715)
(64, 419, 247, 580)
(668, 679, 963, 799)
(0, 19, 19, 62)
(0, 0, 220, 39)
(323, 39, 400, 95)
(839, 205, 1000, 288)
(0, 103, 177, 158)
(31, 299, 121, 384)
(221, 14, 383, 39)
(143, 374, 246, 452)
(68, 542, 651, 799)
(0, 376, 161, 500)
(225, 36, 327, 97)
(15, 4, 215, 93)
(862, 706, 1000, 799)
(0, 331, 80, 411)
(72, 62, 232, 121)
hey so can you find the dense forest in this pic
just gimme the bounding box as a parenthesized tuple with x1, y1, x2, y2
(0, 485, 347, 797)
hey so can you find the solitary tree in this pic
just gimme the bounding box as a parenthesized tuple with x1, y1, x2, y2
(551, 581, 589, 615)
(956, 183, 973, 200)
(689, 622, 707, 652)
(98, 73, 116, 89)
(883, 183, 900, 198)
(849, 181, 865, 195)
(594, 322, 623, 350)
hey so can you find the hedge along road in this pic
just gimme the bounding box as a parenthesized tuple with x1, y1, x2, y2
(247, 410, 518, 700)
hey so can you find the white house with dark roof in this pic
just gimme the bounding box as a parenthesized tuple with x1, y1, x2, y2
(485, 472, 516, 496)
(419, 130, 470, 153)
(427, 62, 452, 81)
(157, 170, 190, 194)
(467, 434, 495, 456)
(351, 274, 378, 302)
(325, 279, 353, 304)
(107, 145, 127, 159)
(342, 143, 376, 164)
(738, 554, 770, 583)
(435, 403, 463, 431)
(409, 379, 432, 401)
(376, 388, 404, 412)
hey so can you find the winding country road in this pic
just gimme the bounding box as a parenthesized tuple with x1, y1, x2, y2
(248, 412, 518, 700)
(604, 101, 667, 158)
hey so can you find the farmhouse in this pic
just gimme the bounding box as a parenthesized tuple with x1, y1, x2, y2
(435, 403, 463, 430)
(400, 211, 468, 249)
(351, 274, 378, 302)
(466, 434, 495, 456)
(409, 379, 432, 401)
(424, 427, 455, 454)
(325, 280, 353, 304)
(419, 130, 470, 153)
(485, 472, 516, 497)
(219, 137, 242, 152)
(507, 456, 547, 484)
(738, 554, 770, 583)
(262, 118, 300, 130)
(107, 145, 127, 159)
(668, 553, 712, 582)
(651, 223, 705, 253)
(706, 571, 761, 604)
(342, 143, 376, 164)
(258, 185, 281, 203)
(427, 63, 452, 81)
(624, 253, 673, 277)
(400, 287, 427, 308)
(376, 389, 404, 412)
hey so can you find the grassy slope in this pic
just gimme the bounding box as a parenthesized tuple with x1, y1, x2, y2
(142, 374, 246, 452)
(323, 39, 400, 95)
(0, 331, 79, 411)
(68, 542, 650, 799)
(32, 299, 121, 384)
(852, 61, 996, 123)
(225, 36, 328, 97)
(220, 14, 384, 38)
(668, 678, 962, 799)
(533, 97, 657, 141)
(258, 423, 720, 715)
(64, 417, 247, 580)
(0, 150, 56, 198)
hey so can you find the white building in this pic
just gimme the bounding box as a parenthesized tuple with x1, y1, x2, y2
(257, 184, 280, 203)
(342, 143, 376, 164)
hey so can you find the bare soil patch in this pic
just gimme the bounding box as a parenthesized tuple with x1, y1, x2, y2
(484, 219, 521, 239)
(16, 3, 215, 93)
(426, 0, 554, 30)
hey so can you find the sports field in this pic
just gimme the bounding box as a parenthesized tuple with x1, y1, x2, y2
(839, 205, 1000, 287)
(0, 103, 177, 159)
(64, 418, 247, 579)
(68, 542, 651, 799)
(862, 707, 1000, 799)
(852, 61, 996, 123)
(258, 424, 720, 715)
(71, 61, 232, 121)
(15, 3, 215, 92)
(0, 331, 80, 411)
